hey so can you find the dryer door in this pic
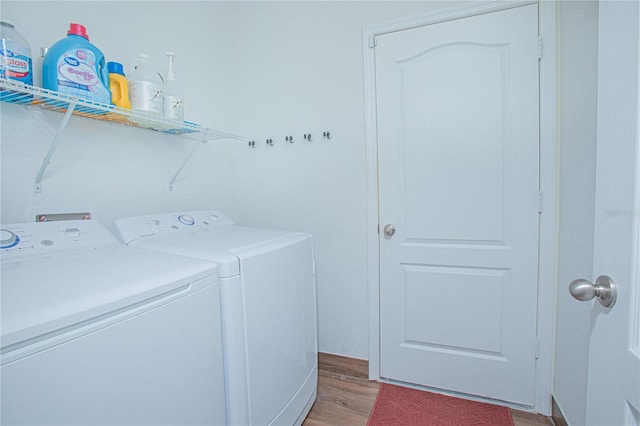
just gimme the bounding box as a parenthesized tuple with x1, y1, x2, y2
(233, 234, 317, 425)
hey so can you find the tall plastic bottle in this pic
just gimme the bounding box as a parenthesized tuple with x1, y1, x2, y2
(0, 20, 33, 101)
(162, 52, 183, 121)
(128, 53, 162, 115)
(107, 61, 131, 109)
(42, 23, 111, 104)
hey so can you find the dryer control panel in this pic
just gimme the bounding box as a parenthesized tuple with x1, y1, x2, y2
(114, 210, 235, 244)
(0, 220, 118, 259)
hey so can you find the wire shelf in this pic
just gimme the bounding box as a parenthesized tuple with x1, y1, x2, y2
(0, 78, 241, 141)
(1, 77, 242, 192)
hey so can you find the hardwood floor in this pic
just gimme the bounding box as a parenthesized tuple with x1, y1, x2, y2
(303, 353, 379, 426)
(303, 353, 553, 426)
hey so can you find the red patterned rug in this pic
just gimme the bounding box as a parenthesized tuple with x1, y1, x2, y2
(367, 383, 514, 426)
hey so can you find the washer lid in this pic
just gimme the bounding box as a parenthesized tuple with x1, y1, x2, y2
(1, 244, 218, 349)
(125, 225, 303, 278)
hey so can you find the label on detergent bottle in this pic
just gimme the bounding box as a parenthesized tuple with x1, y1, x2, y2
(129, 80, 162, 114)
(0, 41, 32, 84)
(56, 48, 110, 102)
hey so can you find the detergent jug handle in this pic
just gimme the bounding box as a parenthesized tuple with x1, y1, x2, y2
(99, 55, 110, 91)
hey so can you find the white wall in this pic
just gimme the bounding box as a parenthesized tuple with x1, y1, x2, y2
(553, 2, 599, 425)
(1, 1, 462, 360)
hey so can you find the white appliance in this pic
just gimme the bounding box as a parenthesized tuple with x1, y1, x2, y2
(0, 219, 227, 426)
(114, 210, 318, 426)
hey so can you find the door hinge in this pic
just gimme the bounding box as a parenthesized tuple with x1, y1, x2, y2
(538, 190, 543, 214)
(369, 35, 377, 49)
(538, 37, 543, 60)
(535, 337, 541, 359)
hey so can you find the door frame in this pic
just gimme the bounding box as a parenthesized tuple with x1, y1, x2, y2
(362, 0, 557, 415)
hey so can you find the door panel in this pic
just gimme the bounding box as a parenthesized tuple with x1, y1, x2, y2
(585, 2, 640, 424)
(403, 43, 510, 243)
(402, 265, 509, 355)
(376, 4, 540, 406)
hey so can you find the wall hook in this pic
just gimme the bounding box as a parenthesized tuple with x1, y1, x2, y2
(266, 138, 274, 146)
(304, 133, 313, 142)
(285, 136, 294, 143)
(248, 140, 256, 148)
(323, 131, 332, 140)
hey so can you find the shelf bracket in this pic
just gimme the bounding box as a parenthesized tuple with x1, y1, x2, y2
(169, 137, 207, 191)
(33, 101, 77, 193)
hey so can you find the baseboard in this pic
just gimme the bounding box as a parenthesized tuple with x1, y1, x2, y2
(551, 395, 569, 426)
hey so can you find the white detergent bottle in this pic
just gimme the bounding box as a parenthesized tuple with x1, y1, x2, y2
(128, 53, 162, 115)
(162, 52, 183, 121)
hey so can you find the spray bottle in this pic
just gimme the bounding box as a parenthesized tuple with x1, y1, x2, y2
(162, 52, 183, 121)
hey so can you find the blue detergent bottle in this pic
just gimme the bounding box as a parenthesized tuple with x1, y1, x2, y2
(42, 23, 111, 104)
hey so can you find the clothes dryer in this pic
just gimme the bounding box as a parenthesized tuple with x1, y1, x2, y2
(114, 210, 318, 426)
(1, 219, 226, 425)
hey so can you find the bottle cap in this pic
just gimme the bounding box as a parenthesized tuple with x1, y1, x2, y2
(107, 61, 125, 76)
(67, 23, 89, 40)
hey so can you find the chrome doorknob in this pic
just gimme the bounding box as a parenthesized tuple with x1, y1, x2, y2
(383, 224, 396, 237)
(569, 275, 617, 308)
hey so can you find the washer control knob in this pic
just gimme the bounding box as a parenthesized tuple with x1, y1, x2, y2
(0, 229, 20, 249)
(178, 215, 195, 226)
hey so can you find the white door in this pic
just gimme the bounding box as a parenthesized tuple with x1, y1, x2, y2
(581, 2, 640, 425)
(376, 4, 540, 406)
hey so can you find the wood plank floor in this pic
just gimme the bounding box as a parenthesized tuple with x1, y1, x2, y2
(303, 353, 553, 426)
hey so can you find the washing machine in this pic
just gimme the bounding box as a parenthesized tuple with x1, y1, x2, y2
(1, 219, 227, 425)
(114, 210, 318, 426)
